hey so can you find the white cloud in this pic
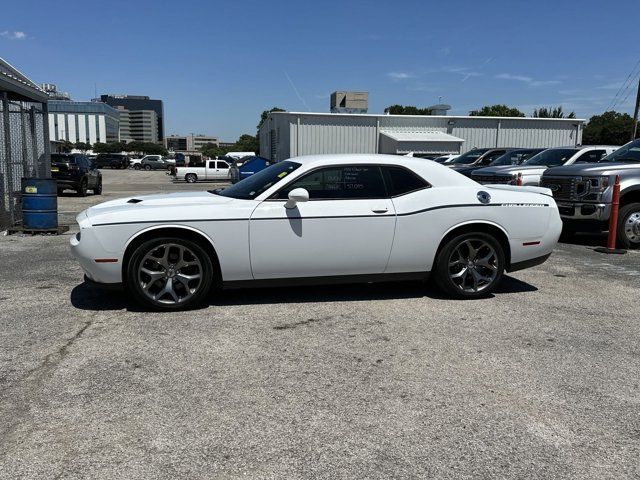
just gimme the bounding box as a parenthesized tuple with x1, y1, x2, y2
(1, 31, 27, 40)
(387, 72, 412, 80)
(495, 73, 560, 87)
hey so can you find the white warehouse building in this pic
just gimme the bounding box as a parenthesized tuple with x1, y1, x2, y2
(259, 111, 586, 161)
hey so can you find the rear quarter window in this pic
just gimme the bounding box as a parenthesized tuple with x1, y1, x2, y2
(383, 166, 430, 196)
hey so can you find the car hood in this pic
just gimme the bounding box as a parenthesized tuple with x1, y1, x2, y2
(543, 162, 640, 176)
(80, 191, 246, 226)
(473, 165, 547, 176)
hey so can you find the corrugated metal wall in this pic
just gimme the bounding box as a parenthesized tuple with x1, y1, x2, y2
(259, 113, 584, 160)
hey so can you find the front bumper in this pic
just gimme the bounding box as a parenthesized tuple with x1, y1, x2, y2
(70, 228, 123, 284)
(556, 201, 611, 221)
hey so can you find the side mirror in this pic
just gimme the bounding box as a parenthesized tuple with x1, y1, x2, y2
(285, 188, 309, 209)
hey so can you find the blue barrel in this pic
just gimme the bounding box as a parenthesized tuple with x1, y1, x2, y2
(21, 178, 58, 229)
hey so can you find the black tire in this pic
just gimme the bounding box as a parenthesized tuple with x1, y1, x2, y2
(617, 202, 640, 249)
(57, 188, 64, 196)
(434, 232, 505, 299)
(126, 237, 215, 311)
(94, 178, 103, 195)
(144, 164, 152, 171)
(185, 173, 197, 183)
(134, 164, 141, 170)
(77, 179, 88, 197)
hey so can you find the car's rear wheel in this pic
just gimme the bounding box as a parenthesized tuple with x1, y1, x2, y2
(617, 203, 640, 249)
(126, 237, 214, 310)
(434, 232, 505, 299)
(77, 179, 88, 197)
(185, 173, 197, 183)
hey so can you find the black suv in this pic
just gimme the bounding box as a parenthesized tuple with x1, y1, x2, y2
(95, 153, 130, 169)
(51, 153, 102, 196)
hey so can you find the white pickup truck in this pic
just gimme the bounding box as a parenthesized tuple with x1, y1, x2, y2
(173, 158, 232, 183)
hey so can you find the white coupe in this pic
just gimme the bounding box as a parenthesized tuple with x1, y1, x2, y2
(71, 154, 562, 310)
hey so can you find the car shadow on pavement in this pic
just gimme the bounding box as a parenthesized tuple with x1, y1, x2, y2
(559, 231, 608, 248)
(70, 275, 537, 311)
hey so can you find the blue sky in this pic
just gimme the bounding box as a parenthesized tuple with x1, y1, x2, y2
(2, 0, 639, 141)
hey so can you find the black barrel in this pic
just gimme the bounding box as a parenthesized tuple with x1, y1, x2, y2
(21, 178, 58, 229)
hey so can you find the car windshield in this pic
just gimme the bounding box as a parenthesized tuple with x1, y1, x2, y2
(451, 149, 490, 165)
(213, 161, 301, 200)
(600, 139, 640, 163)
(51, 154, 76, 164)
(523, 148, 578, 167)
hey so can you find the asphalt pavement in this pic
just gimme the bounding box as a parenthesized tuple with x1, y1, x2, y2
(0, 169, 638, 479)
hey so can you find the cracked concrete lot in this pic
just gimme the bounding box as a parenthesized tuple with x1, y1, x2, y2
(1, 169, 639, 479)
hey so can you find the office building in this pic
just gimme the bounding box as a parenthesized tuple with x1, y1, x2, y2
(165, 134, 219, 151)
(41, 83, 71, 101)
(48, 100, 120, 144)
(128, 110, 158, 143)
(98, 94, 164, 141)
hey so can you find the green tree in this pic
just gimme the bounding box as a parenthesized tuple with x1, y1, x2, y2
(257, 107, 286, 132)
(533, 106, 576, 118)
(384, 105, 432, 115)
(234, 134, 258, 153)
(74, 141, 92, 153)
(58, 140, 74, 153)
(200, 142, 231, 158)
(582, 111, 637, 145)
(469, 104, 525, 117)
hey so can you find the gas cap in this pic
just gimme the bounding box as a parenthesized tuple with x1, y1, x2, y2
(477, 191, 491, 204)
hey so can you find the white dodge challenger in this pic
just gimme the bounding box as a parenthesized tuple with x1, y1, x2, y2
(71, 154, 562, 310)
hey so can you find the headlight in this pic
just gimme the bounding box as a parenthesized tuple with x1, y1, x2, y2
(588, 176, 610, 194)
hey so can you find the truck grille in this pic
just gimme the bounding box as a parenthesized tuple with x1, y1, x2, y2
(471, 174, 512, 185)
(540, 176, 584, 201)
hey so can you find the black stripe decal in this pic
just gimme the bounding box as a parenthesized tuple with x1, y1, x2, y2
(92, 203, 548, 227)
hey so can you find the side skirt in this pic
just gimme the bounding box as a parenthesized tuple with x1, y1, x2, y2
(223, 272, 430, 290)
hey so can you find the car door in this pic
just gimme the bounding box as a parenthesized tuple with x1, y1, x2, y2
(249, 164, 396, 279)
(205, 160, 217, 179)
(215, 160, 230, 179)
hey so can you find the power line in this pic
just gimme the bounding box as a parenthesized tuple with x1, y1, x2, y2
(618, 70, 640, 109)
(607, 56, 640, 111)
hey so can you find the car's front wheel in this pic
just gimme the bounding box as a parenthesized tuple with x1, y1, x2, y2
(94, 178, 102, 195)
(617, 202, 640, 249)
(77, 179, 88, 197)
(134, 164, 141, 170)
(126, 237, 214, 310)
(144, 164, 152, 171)
(434, 232, 505, 299)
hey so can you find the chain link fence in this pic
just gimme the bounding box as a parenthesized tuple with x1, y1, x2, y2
(0, 92, 50, 230)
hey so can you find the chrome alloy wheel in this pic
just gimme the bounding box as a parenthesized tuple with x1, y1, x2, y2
(137, 243, 203, 305)
(448, 239, 499, 293)
(624, 211, 640, 244)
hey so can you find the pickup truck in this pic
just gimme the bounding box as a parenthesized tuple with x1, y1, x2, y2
(173, 158, 232, 182)
(471, 145, 617, 186)
(540, 139, 640, 248)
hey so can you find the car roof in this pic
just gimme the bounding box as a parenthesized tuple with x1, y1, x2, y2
(281, 154, 477, 187)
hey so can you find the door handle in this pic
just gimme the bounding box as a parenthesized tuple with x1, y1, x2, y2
(372, 208, 388, 214)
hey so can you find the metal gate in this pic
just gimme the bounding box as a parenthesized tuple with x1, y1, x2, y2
(0, 92, 50, 230)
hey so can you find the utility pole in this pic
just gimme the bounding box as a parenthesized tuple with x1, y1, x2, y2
(632, 77, 640, 140)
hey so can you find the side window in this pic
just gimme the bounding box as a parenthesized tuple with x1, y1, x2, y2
(208, 160, 216, 169)
(382, 166, 430, 196)
(275, 165, 386, 200)
(217, 161, 229, 169)
(483, 150, 506, 164)
(575, 150, 605, 163)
